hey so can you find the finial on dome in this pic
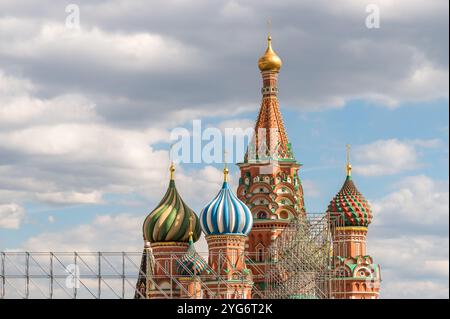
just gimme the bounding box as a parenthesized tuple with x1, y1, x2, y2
(188, 215, 194, 243)
(223, 149, 229, 182)
(169, 161, 175, 180)
(346, 144, 352, 177)
(258, 26, 282, 72)
(169, 142, 176, 180)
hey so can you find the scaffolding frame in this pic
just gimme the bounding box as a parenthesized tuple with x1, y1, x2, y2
(0, 213, 347, 299)
(265, 212, 344, 299)
(0, 252, 144, 299)
(0, 251, 266, 299)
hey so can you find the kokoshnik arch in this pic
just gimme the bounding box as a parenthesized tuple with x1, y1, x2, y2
(134, 34, 381, 299)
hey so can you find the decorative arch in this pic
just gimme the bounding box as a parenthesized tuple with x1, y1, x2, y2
(252, 206, 272, 220)
(249, 193, 272, 206)
(249, 182, 272, 194)
(275, 194, 295, 206)
(274, 182, 295, 194)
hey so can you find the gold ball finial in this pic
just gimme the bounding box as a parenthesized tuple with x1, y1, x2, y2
(223, 167, 229, 182)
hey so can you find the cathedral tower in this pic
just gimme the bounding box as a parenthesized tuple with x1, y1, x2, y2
(136, 163, 202, 299)
(237, 35, 305, 295)
(327, 146, 381, 299)
(200, 165, 254, 299)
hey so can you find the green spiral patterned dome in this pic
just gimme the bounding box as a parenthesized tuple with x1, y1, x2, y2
(327, 176, 373, 227)
(143, 167, 201, 243)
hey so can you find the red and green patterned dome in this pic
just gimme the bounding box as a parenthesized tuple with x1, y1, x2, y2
(327, 175, 372, 227)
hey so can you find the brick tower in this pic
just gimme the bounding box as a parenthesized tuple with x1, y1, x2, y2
(236, 35, 306, 295)
(200, 165, 254, 299)
(327, 146, 381, 299)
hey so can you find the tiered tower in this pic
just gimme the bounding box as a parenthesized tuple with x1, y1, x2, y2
(237, 35, 305, 294)
(327, 146, 381, 299)
(136, 163, 202, 299)
(200, 165, 254, 299)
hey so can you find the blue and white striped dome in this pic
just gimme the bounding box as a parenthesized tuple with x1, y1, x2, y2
(200, 172, 253, 236)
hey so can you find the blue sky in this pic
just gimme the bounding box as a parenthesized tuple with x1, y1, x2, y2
(0, 0, 448, 298)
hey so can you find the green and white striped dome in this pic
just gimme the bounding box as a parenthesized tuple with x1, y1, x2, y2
(143, 165, 201, 243)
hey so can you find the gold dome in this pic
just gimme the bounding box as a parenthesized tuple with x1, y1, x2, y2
(258, 36, 282, 72)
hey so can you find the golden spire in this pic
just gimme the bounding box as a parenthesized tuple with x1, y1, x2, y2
(223, 149, 229, 182)
(258, 24, 282, 72)
(346, 144, 352, 177)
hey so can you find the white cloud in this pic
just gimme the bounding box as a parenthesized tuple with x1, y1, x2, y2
(372, 175, 449, 227)
(35, 191, 104, 205)
(0, 70, 98, 128)
(0, 203, 25, 229)
(0, 22, 202, 73)
(353, 138, 442, 176)
(0, 70, 173, 207)
(0, 70, 34, 98)
(0, 94, 97, 127)
(368, 174, 449, 298)
(410, 138, 443, 148)
(382, 64, 449, 107)
(380, 279, 448, 299)
(0, 1, 447, 117)
(22, 213, 143, 251)
(368, 235, 449, 298)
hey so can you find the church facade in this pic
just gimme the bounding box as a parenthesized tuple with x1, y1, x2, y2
(135, 35, 381, 299)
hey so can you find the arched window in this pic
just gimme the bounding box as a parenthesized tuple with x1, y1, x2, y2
(256, 244, 265, 262)
(257, 211, 268, 219)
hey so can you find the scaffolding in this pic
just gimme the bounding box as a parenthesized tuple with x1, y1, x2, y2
(0, 252, 144, 299)
(265, 213, 344, 299)
(0, 251, 267, 299)
(0, 213, 346, 299)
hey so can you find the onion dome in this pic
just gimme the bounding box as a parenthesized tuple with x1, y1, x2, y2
(177, 219, 208, 276)
(143, 163, 201, 243)
(258, 35, 282, 72)
(200, 166, 253, 236)
(327, 146, 373, 227)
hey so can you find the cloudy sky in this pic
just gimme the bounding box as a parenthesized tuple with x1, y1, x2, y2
(0, 0, 448, 298)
